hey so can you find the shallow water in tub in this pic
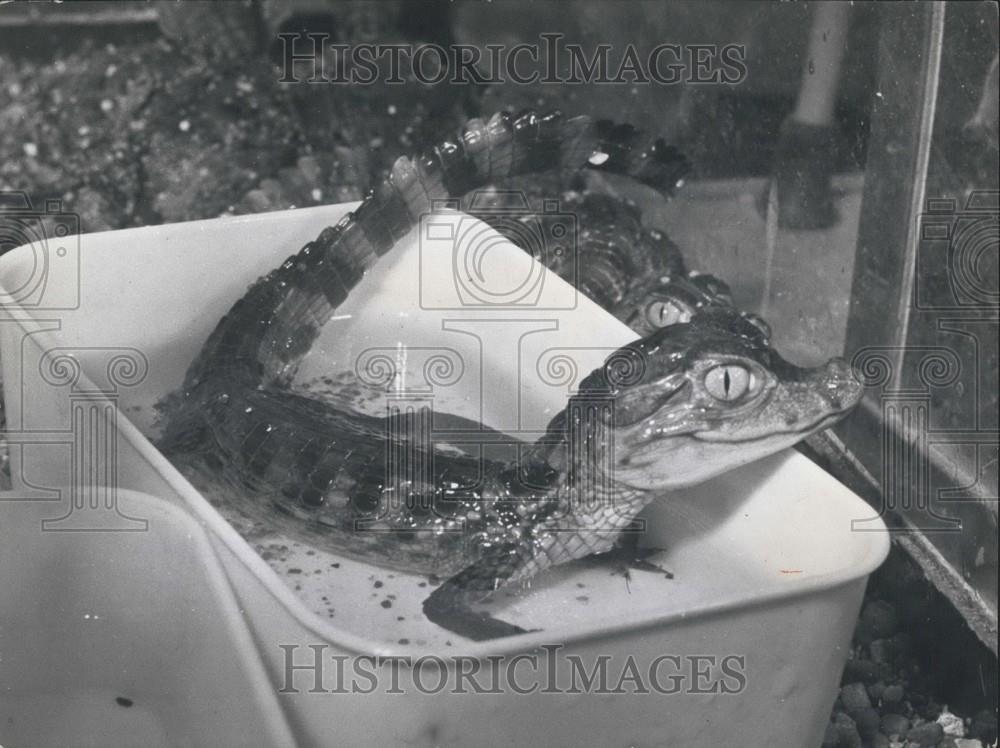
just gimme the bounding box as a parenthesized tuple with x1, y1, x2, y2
(167, 370, 771, 649)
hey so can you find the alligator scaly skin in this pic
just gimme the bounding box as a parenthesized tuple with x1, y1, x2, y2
(161, 109, 865, 641)
(466, 172, 748, 333)
(159, 110, 691, 638)
(467, 176, 689, 312)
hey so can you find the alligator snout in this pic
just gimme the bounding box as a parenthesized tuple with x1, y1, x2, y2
(815, 356, 864, 413)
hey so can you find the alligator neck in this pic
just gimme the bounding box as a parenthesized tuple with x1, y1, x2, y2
(517, 410, 654, 537)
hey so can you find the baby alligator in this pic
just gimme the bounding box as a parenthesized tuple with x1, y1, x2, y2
(160, 110, 863, 640)
(464, 171, 747, 333)
(465, 173, 689, 313)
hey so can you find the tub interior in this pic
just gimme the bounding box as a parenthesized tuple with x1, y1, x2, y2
(0, 490, 294, 746)
(0, 205, 888, 650)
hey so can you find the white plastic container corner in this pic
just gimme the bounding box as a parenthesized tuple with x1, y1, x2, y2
(0, 489, 296, 747)
(0, 204, 890, 748)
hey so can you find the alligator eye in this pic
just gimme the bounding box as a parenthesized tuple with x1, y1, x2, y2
(704, 365, 753, 401)
(645, 299, 688, 328)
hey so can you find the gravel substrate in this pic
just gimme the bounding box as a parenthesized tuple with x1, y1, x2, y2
(824, 547, 997, 748)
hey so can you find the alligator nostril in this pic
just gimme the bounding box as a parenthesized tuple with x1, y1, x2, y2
(827, 357, 849, 376)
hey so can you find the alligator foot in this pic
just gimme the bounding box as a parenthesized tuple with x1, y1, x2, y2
(586, 535, 674, 590)
(423, 542, 542, 641)
(620, 546, 675, 580)
(422, 597, 535, 641)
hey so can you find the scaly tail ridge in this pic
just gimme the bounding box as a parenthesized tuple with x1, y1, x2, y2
(175, 110, 689, 404)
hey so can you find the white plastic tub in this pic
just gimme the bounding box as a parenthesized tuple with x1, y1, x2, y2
(0, 205, 889, 747)
(0, 489, 296, 748)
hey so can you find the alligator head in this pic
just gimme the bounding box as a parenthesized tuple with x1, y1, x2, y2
(576, 307, 862, 490)
(618, 272, 775, 339)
